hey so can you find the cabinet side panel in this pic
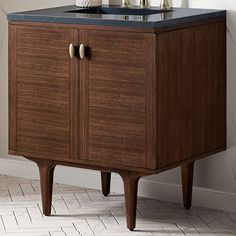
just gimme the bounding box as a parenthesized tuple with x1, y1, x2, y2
(9, 24, 17, 153)
(11, 24, 77, 160)
(157, 21, 226, 168)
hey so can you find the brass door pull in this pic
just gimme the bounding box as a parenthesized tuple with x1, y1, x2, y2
(79, 44, 85, 59)
(69, 43, 86, 59)
(69, 44, 75, 58)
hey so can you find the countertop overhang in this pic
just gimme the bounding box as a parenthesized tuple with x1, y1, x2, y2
(7, 5, 226, 29)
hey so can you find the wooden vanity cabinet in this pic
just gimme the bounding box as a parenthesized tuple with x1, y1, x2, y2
(8, 19, 226, 230)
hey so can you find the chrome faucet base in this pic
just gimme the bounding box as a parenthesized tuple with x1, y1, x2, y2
(160, 0, 171, 9)
(140, 0, 149, 8)
(121, 0, 131, 8)
(120, 0, 170, 10)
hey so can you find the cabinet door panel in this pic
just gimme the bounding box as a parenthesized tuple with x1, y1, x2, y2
(9, 25, 78, 160)
(80, 30, 156, 169)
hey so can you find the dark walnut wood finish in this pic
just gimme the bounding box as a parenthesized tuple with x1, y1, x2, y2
(35, 159, 56, 216)
(79, 29, 157, 169)
(101, 172, 111, 196)
(181, 161, 194, 209)
(9, 25, 79, 160)
(121, 173, 141, 230)
(157, 22, 226, 168)
(9, 18, 226, 231)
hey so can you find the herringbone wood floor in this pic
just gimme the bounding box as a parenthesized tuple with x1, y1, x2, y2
(0, 175, 235, 236)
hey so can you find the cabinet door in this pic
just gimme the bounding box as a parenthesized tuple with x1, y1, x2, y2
(79, 29, 156, 169)
(9, 24, 78, 160)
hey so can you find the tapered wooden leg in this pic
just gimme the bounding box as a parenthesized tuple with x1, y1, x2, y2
(181, 161, 194, 210)
(36, 160, 56, 216)
(121, 173, 140, 231)
(101, 172, 111, 196)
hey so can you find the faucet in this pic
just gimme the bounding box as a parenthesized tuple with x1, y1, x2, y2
(139, 0, 170, 9)
(121, 0, 131, 8)
(121, 0, 170, 9)
(140, 0, 149, 8)
(160, 0, 171, 9)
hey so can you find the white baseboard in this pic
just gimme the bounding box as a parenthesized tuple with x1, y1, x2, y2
(0, 157, 236, 213)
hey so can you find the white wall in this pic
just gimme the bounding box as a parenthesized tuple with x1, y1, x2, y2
(0, 0, 236, 203)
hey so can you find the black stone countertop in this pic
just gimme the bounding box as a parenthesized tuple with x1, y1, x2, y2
(7, 5, 226, 29)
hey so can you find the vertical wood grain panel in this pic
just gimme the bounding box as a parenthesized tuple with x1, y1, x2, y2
(9, 24, 79, 160)
(80, 30, 157, 169)
(157, 21, 226, 168)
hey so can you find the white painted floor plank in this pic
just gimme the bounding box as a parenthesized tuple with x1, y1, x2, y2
(86, 217, 106, 233)
(61, 226, 81, 236)
(74, 221, 95, 235)
(19, 183, 35, 197)
(27, 205, 44, 224)
(2, 212, 18, 229)
(99, 214, 119, 229)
